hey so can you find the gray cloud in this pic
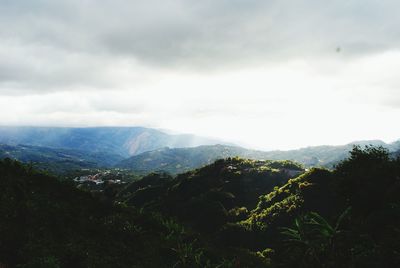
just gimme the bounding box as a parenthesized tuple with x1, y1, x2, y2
(0, 0, 400, 93)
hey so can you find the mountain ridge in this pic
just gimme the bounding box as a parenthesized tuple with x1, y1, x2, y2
(0, 126, 227, 157)
(0, 143, 124, 174)
(117, 140, 400, 174)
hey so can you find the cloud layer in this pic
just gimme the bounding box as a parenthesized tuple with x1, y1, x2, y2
(0, 0, 399, 149)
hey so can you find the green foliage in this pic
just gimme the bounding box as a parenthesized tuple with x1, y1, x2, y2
(334, 146, 396, 211)
(0, 158, 231, 267)
(279, 208, 351, 267)
(266, 146, 400, 267)
(244, 168, 334, 233)
(18, 256, 61, 268)
(121, 157, 299, 233)
(3, 144, 400, 267)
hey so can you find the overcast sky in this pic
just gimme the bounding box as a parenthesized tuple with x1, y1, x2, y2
(0, 0, 399, 150)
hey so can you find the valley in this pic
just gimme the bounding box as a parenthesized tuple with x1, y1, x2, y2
(1, 127, 398, 176)
(1, 145, 399, 267)
(0, 127, 399, 267)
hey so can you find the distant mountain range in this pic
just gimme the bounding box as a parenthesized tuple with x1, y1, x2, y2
(258, 139, 400, 167)
(0, 126, 226, 157)
(0, 144, 124, 174)
(0, 126, 398, 175)
(116, 144, 262, 174)
(117, 140, 400, 174)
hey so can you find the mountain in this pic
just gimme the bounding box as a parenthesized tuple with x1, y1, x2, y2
(2, 145, 400, 267)
(116, 144, 303, 174)
(0, 158, 244, 267)
(239, 146, 400, 267)
(391, 149, 400, 158)
(117, 140, 400, 174)
(1, 126, 398, 175)
(117, 158, 304, 232)
(117, 146, 400, 267)
(0, 126, 226, 157)
(260, 139, 399, 167)
(0, 144, 124, 174)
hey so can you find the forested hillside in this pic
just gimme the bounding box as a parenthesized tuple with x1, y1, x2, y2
(0, 158, 241, 267)
(119, 146, 400, 267)
(1, 146, 399, 267)
(118, 158, 303, 232)
(242, 146, 400, 267)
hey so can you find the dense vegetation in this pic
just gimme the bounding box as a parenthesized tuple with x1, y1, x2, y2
(119, 146, 400, 267)
(0, 158, 241, 267)
(242, 146, 400, 267)
(1, 146, 399, 267)
(118, 158, 303, 232)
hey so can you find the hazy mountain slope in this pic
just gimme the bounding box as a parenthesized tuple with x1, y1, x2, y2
(259, 140, 397, 167)
(0, 144, 124, 174)
(0, 126, 224, 156)
(117, 144, 257, 174)
(117, 144, 303, 174)
(117, 140, 400, 174)
(391, 149, 400, 158)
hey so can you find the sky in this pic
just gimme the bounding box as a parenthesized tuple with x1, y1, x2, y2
(0, 0, 399, 150)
